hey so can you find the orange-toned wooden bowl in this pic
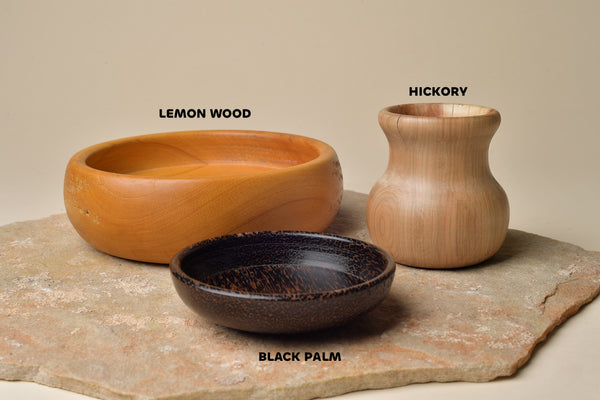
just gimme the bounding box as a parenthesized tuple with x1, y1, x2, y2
(64, 130, 343, 263)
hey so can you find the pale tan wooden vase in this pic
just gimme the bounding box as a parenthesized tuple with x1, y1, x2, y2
(366, 103, 509, 269)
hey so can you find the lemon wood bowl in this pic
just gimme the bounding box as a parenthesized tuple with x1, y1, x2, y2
(64, 130, 343, 263)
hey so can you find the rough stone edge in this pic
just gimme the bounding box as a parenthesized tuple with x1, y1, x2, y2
(148, 363, 518, 400)
(0, 347, 550, 400)
(514, 279, 600, 369)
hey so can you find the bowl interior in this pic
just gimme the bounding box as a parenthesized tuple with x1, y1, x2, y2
(176, 232, 393, 296)
(391, 103, 495, 118)
(85, 131, 321, 178)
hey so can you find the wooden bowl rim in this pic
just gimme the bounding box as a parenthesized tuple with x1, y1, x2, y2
(381, 103, 500, 120)
(67, 130, 337, 181)
(170, 231, 396, 302)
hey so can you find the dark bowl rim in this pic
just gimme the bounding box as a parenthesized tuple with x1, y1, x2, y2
(170, 231, 396, 301)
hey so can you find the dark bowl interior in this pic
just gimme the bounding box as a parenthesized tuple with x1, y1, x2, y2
(170, 231, 395, 334)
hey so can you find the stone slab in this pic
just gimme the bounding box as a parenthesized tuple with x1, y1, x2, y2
(1, 191, 599, 400)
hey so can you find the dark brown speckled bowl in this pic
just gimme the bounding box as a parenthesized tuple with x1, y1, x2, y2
(170, 231, 395, 334)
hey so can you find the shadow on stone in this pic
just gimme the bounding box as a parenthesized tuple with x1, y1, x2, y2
(434, 229, 529, 272)
(239, 292, 408, 345)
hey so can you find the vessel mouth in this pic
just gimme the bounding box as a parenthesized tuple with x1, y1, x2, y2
(78, 130, 325, 179)
(388, 103, 497, 118)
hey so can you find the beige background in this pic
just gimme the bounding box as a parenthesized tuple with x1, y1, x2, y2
(1, 0, 599, 399)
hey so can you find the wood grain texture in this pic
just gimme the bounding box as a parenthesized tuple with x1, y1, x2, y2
(367, 104, 509, 268)
(170, 231, 395, 334)
(64, 130, 343, 263)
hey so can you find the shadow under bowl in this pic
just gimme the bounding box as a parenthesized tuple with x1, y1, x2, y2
(170, 231, 396, 334)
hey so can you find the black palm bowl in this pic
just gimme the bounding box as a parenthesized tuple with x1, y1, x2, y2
(170, 231, 396, 334)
